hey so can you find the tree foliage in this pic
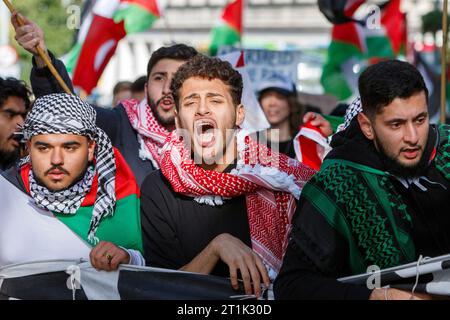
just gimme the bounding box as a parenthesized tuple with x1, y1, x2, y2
(10, 0, 84, 79)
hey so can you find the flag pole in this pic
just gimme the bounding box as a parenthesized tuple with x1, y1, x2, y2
(161, 15, 175, 45)
(3, 0, 72, 94)
(441, 0, 448, 124)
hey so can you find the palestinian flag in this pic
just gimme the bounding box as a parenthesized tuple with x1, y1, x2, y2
(0, 261, 252, 300)
(339, 252, 450, 297)
(321, 0, 407, 100)
(65, 0, 164, 95)
(209, 0, 243, 56)
(0, 173, 91, 266)
(318, 0, 363, 24)
(63, 0, 95, 75)
(114, 0, 163, 34)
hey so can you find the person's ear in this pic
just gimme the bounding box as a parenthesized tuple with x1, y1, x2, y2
(235, 104, 245, 127)
(88, 140, 96, 162)
(357, 112, 375, 140)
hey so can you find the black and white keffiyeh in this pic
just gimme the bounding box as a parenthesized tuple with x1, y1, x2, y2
(29, 166, 95, 214)
(22, 93, 116, 245)
(336, 97, 362, 132)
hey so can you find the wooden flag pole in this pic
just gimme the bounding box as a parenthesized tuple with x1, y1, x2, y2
(441, 0, 448, 124)
(3, 0, 72, 94)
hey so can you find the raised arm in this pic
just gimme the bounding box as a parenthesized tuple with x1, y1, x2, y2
(11, 11, 74, 97)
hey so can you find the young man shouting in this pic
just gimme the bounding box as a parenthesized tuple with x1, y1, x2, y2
(140, 55, 316, 297)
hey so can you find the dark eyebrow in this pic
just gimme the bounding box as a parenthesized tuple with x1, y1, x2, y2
(33, 141, 50, 147)
(386, 118, 406, 124)
(63, 141, 82, 147)
(151, 71, 167, 77)
(2, 107, 26, 117)
(33, 141, 81, 147)
(413, 112, 428, 120)
(386, 112, 429, 125)
(183, 93, 199, 101)
(206, 93, 224, 99)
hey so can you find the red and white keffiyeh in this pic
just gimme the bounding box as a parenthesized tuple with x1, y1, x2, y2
(293, 121, 331, 170)
(122, 99, 170, 169)
(159, 130, 316, 278)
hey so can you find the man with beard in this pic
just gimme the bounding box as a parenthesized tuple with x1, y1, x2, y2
(140, 55, 317, 297)
(0, 77, 31, 172)
(0, 93, 144, 269)
(12, 12, 197, 185)
(274, 60, 450, 300)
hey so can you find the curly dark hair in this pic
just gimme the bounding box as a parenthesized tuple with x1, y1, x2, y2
(146, 44, 198, 79)
(0, 77, 32, 110)
(359, 59, 428, 118)
(171, 54, 243, 109)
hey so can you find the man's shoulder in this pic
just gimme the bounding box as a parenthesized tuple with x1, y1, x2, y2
(95, 104, 126, 121)
(311, 159, 369, 183)
(1, 166, 26, 193)
(140, 170, 179, 220)
(303, 159, 386, 199)
(140, 169, 173, 197)
(438, 124, 450, 146)
(434, 125, 450, 177)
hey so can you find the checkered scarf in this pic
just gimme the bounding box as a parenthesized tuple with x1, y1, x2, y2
(122, 99, 169, 169)
(21, 93, 116, 245)
(28, 166, 95, 213)
(159, 130, 316, 278)
(337, 97, 362, 132)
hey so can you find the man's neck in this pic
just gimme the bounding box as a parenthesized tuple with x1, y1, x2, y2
(268, 120, 291, 142)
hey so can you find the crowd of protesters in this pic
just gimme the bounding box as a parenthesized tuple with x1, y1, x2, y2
(2, 11, 450, 301)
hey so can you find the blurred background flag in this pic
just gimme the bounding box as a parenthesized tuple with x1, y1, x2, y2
(114, 0, 163, 34)
(64, 0, 165, 95)
(320, 0, 407, 101)
(209, 0, 243, 56)
(218, 50, 270, 132)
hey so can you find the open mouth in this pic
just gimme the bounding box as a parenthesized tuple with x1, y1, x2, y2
(158, 97, 175, 111)
(401, 148, 420, 159)
(195, 119, 217, 148)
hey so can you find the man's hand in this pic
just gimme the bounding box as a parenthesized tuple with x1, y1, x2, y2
(303, 112, 333, 137)
(211, 233, 270, 297)
(89, 241, 130, 272)
(11, 11, 48, 68)
(370, 288, 433, 300)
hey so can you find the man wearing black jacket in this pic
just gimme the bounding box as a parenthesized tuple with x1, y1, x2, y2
(0, 77, 31, 172)
(274, 60, 449, 300)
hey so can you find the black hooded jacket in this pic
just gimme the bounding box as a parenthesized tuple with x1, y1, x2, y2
(274, 119, 450, 300)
